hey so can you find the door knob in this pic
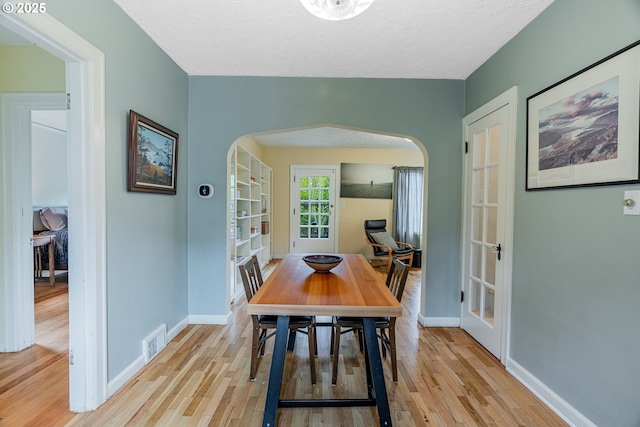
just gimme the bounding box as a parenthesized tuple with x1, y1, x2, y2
(491, 243, 502, 261)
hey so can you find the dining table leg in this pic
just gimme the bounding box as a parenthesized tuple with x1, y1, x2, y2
(362, 317, 393, 426)
(363, 335, 374, 400)
(260, 315, 392, 426)
(262, 315, 290, 427)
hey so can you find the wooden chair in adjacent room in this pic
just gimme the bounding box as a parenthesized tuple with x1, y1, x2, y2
(364, 219, 413, 270)
(238, 255, 317, 383)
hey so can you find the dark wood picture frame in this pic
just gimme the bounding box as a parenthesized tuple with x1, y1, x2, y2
(127, 110, 179, 195)
(526, 40, 640, 191)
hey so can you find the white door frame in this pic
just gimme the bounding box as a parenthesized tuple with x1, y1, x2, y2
(0, 13, 107, 411)
(1, 93, 66, 350)
(289, 165, 339, 254)
(460, 86, 517, 365)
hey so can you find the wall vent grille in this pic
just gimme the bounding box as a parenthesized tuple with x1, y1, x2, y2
(142, 324, 167, 365)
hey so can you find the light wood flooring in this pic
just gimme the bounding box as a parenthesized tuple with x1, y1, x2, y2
(0, 264, 568, 426)
(0, 280, 74, 427)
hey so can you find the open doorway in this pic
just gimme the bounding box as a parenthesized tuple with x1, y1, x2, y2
(31, 108, 69, 351)
(0, 12, 107, 412)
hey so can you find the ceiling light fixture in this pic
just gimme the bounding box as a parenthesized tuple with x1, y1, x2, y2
(299, 0, 375, 21)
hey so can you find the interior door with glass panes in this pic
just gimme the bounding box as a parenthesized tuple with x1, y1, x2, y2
(461, 105, 510, 359)
(290, 166, 338, 254)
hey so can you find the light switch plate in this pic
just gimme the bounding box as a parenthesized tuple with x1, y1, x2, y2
(623, 190, 640, 215)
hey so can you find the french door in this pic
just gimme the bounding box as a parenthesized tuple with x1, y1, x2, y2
(290, 166, 338, 254)
(461, 88, 516, 362)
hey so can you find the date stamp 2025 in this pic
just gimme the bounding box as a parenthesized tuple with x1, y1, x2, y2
(2, 2, 46, 14)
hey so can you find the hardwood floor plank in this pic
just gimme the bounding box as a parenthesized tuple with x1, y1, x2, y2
(0, 264, 569, 426)
(0, 283, 74, 427)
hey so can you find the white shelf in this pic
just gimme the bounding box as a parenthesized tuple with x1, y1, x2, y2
(250, 248, 263, 256)
(230, 145, 272, 300)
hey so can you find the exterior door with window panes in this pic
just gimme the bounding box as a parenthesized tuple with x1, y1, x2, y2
(290, 166, 337, 253)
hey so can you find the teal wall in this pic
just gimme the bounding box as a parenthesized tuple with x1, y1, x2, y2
(187, 77, 464, 318)
(44, 1, 190, 379)
(466, 0, 640, 425)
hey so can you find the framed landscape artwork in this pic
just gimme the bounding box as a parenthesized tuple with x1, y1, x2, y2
(340, 163, 393, 199)
(128, 110, 179, 195)
(526, 40, 640, 190)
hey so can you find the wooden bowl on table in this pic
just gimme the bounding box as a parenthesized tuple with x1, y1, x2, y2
(302, 255, 343, 273)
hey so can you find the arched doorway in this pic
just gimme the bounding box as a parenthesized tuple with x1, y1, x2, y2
(226, 124, 429, 311)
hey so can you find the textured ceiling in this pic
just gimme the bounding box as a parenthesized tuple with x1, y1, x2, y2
(112, 0, 555, 79)
(1, 1, 555, 149)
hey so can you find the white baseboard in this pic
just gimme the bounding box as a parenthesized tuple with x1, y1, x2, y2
(107, 316, 190, 398)
(419, 315, 460, 327)
(168, 317, 189, 341)
(507, 358, 596, 427)
(188, 313, 232, 325)
(108, 313, 229, 399)
(107, 354, 144, 398)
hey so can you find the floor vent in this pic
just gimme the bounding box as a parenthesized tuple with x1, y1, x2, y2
(142, 324, 167, 365)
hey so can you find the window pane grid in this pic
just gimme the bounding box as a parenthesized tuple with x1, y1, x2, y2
(468, 128, 500, 326)
(298, 175, 331, 240)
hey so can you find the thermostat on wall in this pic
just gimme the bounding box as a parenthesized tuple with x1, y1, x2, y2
(198, 183, 214, 198)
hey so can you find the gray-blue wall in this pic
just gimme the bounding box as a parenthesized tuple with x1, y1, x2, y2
(187, 77, 464, 319)
(34, 1, 640, 424)
(47, 1, 190, 379)
(466, 0, 640, 425)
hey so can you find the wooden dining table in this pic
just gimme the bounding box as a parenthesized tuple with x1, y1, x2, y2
(247, 253, 403, 427)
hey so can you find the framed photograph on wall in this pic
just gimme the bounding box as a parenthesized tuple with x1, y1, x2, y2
(340, 163, 393, 199)
(526, 40, 640, 190)
(128, 110, 179, 195)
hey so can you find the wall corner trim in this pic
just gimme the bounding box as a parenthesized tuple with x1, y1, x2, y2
(189, 313, 232, 325)
(168, 317, 190, 341)
(107, 355, 145, 399)
(107, 316, 189, 398)
(506, 358, 596, 427)
(419, 315, 460, 327)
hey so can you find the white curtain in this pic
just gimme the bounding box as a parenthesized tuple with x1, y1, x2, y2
(393, 166, 423, 248)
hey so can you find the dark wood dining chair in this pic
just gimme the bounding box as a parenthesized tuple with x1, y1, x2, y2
(238, 255, 317, 383)
(331, 257, 410, 384)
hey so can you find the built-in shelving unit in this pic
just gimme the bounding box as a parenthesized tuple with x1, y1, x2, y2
(229, 145, 272, 300)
